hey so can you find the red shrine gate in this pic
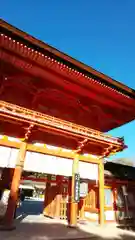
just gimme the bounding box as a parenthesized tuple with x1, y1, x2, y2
(0, 143, 99, 221)
(0, 19, 135, 230)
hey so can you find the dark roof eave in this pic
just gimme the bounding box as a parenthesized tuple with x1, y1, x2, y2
(0, 19, 135, 99)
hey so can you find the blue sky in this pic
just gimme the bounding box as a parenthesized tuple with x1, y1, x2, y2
(1, 0, 135, 159)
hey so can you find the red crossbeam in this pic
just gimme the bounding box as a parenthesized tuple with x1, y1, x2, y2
(0, 101, 124, 148)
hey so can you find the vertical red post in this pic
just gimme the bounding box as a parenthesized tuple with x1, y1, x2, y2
(4, 142, 27, 228)
(79, 197, 85, 220)
(67, 177, 72, 223)
(43, 174, 51, 216)
(54, 177, 62, 218)
(112, 185, 117, 222)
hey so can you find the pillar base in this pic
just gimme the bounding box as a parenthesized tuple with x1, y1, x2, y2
(0, 223, 16, 231)
(78, 219, 87, 225)
(67, 223, 78, 228)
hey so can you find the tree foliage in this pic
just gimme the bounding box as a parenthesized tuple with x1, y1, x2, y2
(112, 158, 134, 167)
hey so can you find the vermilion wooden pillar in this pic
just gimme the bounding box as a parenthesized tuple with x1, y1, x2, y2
(112, 187, 117, 222)
(68, 154, 79, 227)
(0, 168, 14, 190)
(79, 197, 85, 219)
(43, 174, 51, 216)
(54, 178, 62, 218)
(98, 161, 105, 225)
(4, 142, 27, 228)
(54, 191, 61, 218)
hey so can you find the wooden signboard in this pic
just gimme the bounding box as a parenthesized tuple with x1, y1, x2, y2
(74, 173, 80, 202)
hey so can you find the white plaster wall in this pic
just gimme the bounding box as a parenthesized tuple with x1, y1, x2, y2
(105, 210, 115, 221)
(0, 146, 18, 168)
(0, 146, 98, 180)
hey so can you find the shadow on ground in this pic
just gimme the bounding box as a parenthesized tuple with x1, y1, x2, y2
(1, 199, 135, 240)
(1, 220, 135, 240)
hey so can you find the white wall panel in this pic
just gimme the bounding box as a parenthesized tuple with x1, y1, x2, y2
(0, 145, 98, 181)
(7, 148, 19, 168)
(24, 151, 73, 176)
(79, 161, 98, 180)
(24, 151, 98, 180)
(0, 146, 18, 168)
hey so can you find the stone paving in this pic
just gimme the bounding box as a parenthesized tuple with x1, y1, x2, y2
(1, 199, 135, 240)
(1, 214, 135, 240)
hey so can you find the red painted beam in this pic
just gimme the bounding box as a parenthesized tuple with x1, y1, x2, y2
(21, 176, 68, 183)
